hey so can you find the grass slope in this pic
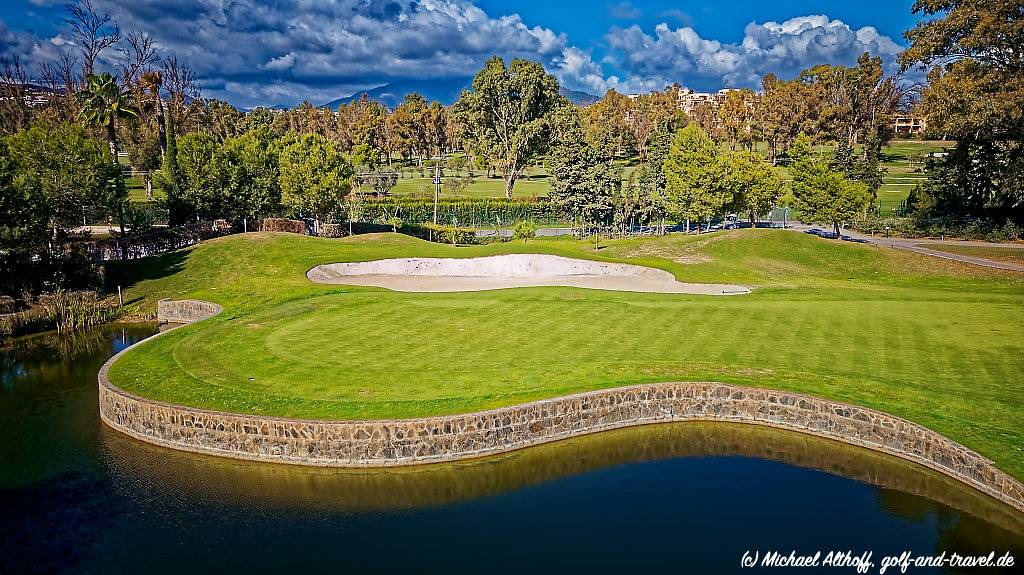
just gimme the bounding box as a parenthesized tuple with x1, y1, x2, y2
(106, 230, 1024, 478)
(917, 244, 1024, 267)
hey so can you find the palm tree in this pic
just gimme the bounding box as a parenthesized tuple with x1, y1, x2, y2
(77, 72, 139, 162)
(137, 70, 165, 199)
(138, 70, 165, 153)
(77, 72, 139, 258)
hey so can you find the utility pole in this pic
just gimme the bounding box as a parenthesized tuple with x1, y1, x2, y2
(432, 165, 441, 226)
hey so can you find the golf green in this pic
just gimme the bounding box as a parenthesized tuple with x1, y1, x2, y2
(105, 230, 1024, 478)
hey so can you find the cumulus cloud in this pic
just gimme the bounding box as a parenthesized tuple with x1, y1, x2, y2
(596, 15, 904, 93)
(74, 0, 569, 106)
(1, 2, 907, 106)
(0, 21, 66, 69)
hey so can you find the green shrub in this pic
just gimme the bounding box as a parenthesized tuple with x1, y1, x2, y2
(513, 220, 537, 242)
(420, 223, 476, 245)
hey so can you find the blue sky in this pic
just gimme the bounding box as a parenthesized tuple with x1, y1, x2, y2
(1, 1, 923, 108)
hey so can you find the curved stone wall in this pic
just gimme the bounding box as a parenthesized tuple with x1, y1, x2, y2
(99, 300, 1024, 514)
(156, 298, 223, 324)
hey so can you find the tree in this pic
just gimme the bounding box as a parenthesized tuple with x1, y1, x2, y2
(76, 72, 137, 257)
(832, 128, 886, 194)
(582, 89, 634, 157)
(627, 88, 687, 161)
(5, 121, 123, 241)
(724, 152, 784, 226)
(389, 93, 429, 165)
(425, 101, 449, 158)
(801, 54, 901, 148)
(717, 89, 757, 151)
(547, 106, 619, 232)
(0, 55, 35, 135)
(279, 133, 353, 232)
(901, 0, 1024, 223)
(1, 127, 117, 294)
(688, 102, 718, 139)
(444, 154, 473, 197)
(663, 124, 729, 232)
(156, 102, 186, 224)
(207, 99, 245, 142)
(174, 132, 225, 220)
(340, 95, 389, 164)
(456, 57, 563, 198)
(137, 70, 166, 152)
(620, 129, 672, 233)
(222, 127, 281, 221)
(789, 134, 872, 238)
(77, 72, 139, 162)
(0, 136, 44, 243)
(757, 74, 821, 163)
(66, 0, 119, 77)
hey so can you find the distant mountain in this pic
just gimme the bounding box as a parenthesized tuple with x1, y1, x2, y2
(324, 77, 472, 109)
(560, 87, 600, 106)
(323, 78, 600, 109)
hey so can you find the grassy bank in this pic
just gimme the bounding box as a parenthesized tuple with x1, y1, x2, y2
(917, 244, 1024, 266)
(106, 230, 1024, 478)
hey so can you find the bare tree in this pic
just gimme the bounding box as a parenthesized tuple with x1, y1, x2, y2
(0, 53, 32, 134)
(119, 31, 158, 88)
(161, 55, 200, 104)
(37, 50, 79, 94)
(161, 55, 201, 130)
(33, 49, 81, 121)
(65, 0, 120, 78)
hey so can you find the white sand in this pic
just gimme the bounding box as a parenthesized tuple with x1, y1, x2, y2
(307, 254, 750, 295)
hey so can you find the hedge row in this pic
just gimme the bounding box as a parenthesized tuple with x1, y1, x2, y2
(80, 220, 234, 261)
(343, 197, 565, 227)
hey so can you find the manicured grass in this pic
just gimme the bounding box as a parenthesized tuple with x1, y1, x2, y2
(917, 244, 1024, 266)
(875, 140, 951, 213)
(126, 176, 164, 203)
(106, 230, 1024, 479)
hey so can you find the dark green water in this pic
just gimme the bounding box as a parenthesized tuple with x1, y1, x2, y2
(1, 325, 1022, 574)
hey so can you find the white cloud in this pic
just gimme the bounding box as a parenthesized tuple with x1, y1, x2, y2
(609, 2, 642, 20)
(79, 0, 569, 106)
(2, 2, 907, 106)
(597, 15, 904, 92)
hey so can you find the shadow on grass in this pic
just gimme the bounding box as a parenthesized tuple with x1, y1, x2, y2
(104, 250, 188, 292)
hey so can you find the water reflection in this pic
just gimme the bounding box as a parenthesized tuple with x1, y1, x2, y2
(102, 418, 1024, 534)
(1, 324, 1021, 575)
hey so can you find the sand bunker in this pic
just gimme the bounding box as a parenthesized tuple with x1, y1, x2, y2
(307, 254, 750, 295)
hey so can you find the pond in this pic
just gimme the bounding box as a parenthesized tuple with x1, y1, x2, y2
(1, 325, 1021, 574)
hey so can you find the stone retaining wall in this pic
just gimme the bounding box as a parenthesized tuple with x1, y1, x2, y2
(156, 299, 223, 324)
(100, 300, 1024, 514)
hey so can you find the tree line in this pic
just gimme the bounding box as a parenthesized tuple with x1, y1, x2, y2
(0, 0, 1019, 299)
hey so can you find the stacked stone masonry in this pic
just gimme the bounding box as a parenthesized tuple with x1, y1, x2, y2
(101, 300, 1024, 513)
(156, 299, 223, 324)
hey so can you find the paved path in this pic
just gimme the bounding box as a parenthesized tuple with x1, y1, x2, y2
(790, 224, 1024, 272)
(480, 223, 1024, 273)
